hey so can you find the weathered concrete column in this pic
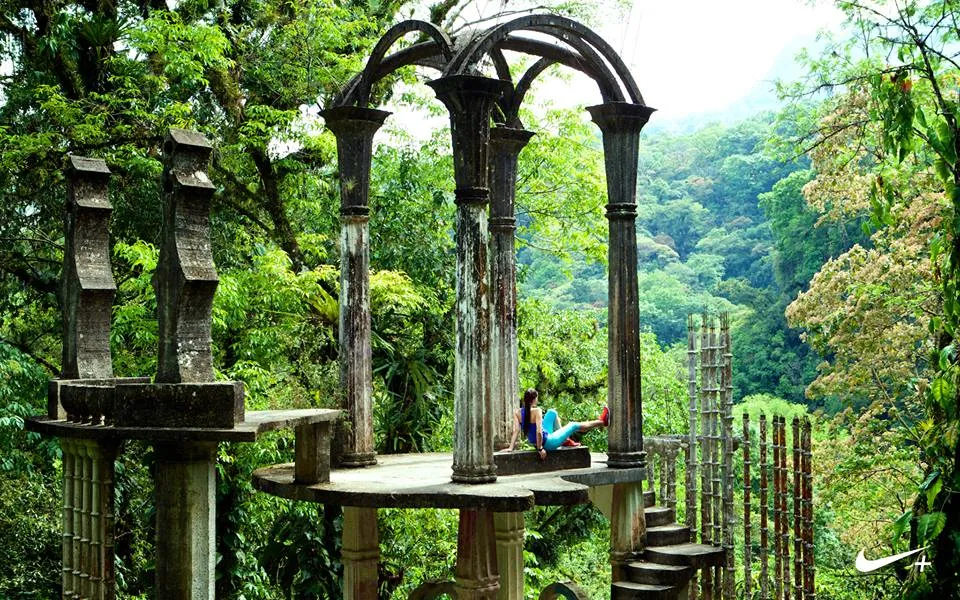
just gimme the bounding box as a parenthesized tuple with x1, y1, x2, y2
(154, 442, 217, 599)
(586, 102, 654, 470)
(321, 106, 390, 467)
(428, 75, 509, 483)
(153, 129, 220, 600)
(493, 511, 524, 600)
(455, 509, 500, 600)
(342, 507, 380, 600)
(488, 127, 534, 449)
(62, 156, 115, 381)
(609, 481, 646, 581)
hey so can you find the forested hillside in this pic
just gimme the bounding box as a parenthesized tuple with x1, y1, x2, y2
(0, 0, 959, 598)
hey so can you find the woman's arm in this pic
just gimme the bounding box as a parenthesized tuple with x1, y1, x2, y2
(506, 409, 520, 451)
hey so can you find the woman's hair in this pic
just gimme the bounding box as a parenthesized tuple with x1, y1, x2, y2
(521, 388, 538, 430)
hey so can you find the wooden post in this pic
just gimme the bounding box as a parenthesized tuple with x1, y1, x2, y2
(793, 418, 802, 600)
(587, 102, 654, 470)
(428, 75, 509, 484)
(760, 414, 768, 600)
(494, 512, 525, 600)
(321, 106, 391, 467)
(489, 127, 534, 449)
(744, 413, 752, 600)
(343, 507, 380, 600)
(455, 509, 500, 600)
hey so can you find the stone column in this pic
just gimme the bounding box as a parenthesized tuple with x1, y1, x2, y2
(454, 509, 500, 600)
(154, 442, 217, 599)
(586, 102, 654, 470)
(342, 507, 380, 600)
(488, 127, 534, 449)
(493, 512, 524, 600)
(321, 106, 390, 467)
(609, 481, 646, 581)
(62, 156, 115, 380)
(153, 129, 219, 600)
(428, 75, 509, 484)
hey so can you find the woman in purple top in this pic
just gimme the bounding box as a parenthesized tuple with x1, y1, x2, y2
(505, 388, 608, 459)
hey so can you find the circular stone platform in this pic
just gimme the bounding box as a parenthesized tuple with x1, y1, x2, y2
(253, 451, 646, 511)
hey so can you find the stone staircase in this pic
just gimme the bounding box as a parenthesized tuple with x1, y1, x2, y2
(611, 490, 725, 600)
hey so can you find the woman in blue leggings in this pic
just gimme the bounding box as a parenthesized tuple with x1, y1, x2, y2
(505, 389, 608, 459)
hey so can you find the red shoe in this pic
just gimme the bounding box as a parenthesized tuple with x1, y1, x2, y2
(599, 405, 609, 426)
(561, 439, 582, 447)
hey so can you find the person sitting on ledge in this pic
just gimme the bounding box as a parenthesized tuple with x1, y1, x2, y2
(506, 388, 608, 459)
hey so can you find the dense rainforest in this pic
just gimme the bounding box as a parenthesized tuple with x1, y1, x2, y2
(0, 0, 958, 598)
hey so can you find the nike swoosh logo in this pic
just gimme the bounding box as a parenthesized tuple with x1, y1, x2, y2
(854, 547, 928, 573)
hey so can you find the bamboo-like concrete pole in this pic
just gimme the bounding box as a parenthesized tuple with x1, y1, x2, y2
(699, 314, 712, 599)
(802, 419, 815, 600)
(773, 415, 783, 600)
(743, 413, 752, 600)
(62, 438, 75, 597)
(793, 418, 802, 600)
(760, 414, 769, 600)
(782, 417, 792, 600)
(687, 315, 699, 543)
(710, 320, 721, 549)
(721, 314, 735, 600)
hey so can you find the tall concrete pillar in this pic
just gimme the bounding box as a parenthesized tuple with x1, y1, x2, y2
(488, 127, 534, 449)
(493, 511, 525, 600)
(455, 509, 500, 600)
(154, 442, 217, 599)
(428, 75, 509, 484)
(322, 106, 390, 467)
(342, 507, 380, 600)
(586, 102, 654, 470)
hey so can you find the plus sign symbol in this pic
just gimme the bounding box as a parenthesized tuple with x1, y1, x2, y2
(914, 554, 931, 572)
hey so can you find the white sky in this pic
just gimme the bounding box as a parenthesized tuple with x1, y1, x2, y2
(605, 0, 846, 120)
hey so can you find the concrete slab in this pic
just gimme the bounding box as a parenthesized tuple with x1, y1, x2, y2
(253, 451, 646, 510)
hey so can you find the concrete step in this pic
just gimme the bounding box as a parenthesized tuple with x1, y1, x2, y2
(625, 561, 692, 586)
(611, 581, 677, 600)
(643, 490, 655, 507)
(646, 524, 692, 547)
(644, 543, 725, 569)
(644, 506, 675, 528)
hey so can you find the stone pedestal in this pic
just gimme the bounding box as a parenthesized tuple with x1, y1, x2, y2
(493, 512, 524, 600)
(342, 507, 380, 600)
(155, 442, 217, 600)
(609, 482, 646, 582)
(454, 509, 500, 600)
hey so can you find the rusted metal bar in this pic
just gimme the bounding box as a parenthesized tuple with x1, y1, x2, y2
(802, 419, 815, 600)
(428, 75, 508, 484)
(744, 413, 752, 600)
(793, 418, 802, 600)
(587, 102, 654, 470)
(489, 127, 534, 450)
(321, 106, 390, 467)
(760, 414, 768, 600)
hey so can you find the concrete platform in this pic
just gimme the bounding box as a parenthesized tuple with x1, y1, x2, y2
(253, 451, 646, 511)
(26, 409, 341, 442)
